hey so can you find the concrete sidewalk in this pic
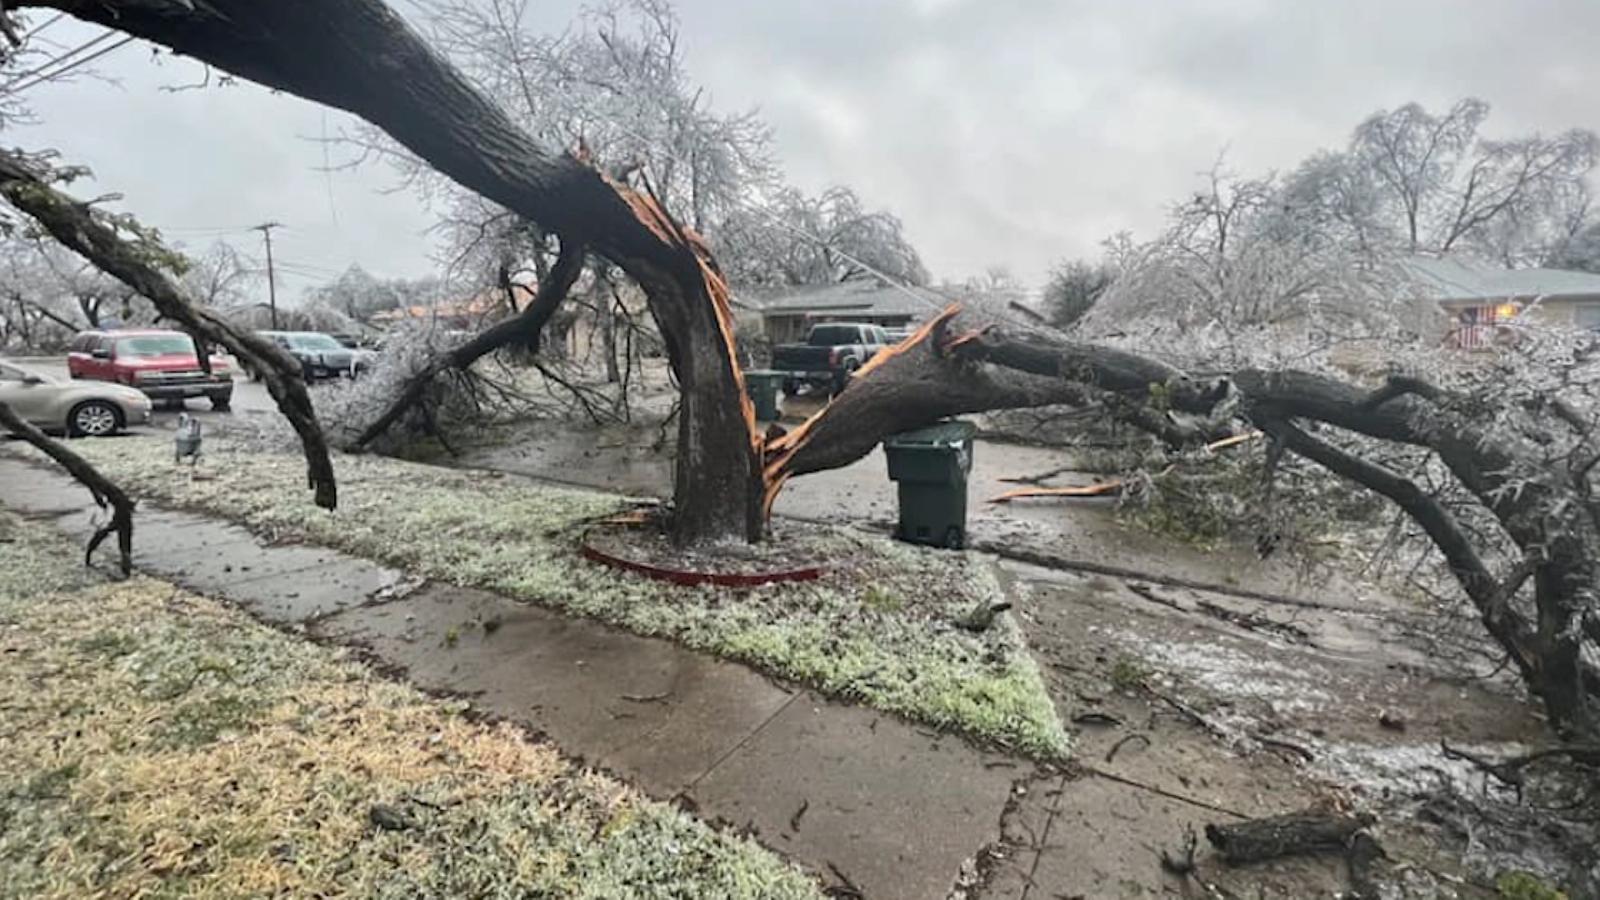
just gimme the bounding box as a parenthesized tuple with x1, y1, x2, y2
(0, 456, 1025, 900)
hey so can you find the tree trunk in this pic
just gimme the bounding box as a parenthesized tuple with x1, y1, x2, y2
(30, 0, 762, 542)
(601, 294, 620, 384)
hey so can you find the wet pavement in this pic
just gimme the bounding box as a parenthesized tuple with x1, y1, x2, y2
(0, 445, 1546, 899)
(0, 455, 1019, 900)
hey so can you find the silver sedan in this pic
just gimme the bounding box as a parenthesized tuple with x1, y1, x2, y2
(0, 359, 153, 436)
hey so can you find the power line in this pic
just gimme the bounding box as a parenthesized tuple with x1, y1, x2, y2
(5, 34, 135, 95)
(0, 30, 117, 92)
(22, 12, 68, 40)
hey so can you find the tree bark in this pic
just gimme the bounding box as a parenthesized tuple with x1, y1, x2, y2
(1203, 811, 1373, 865)
(0, 149, 339, 509)
(27, 0, 761, 542)
(0, 401, 135, 575)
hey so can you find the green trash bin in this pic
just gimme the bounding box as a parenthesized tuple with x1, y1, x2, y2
(883, 420, 976, 549)
(743, 370, 784, 421)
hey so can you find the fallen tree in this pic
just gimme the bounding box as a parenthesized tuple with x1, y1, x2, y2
(768, 320, 1600, 739)
(23, 0, 1596, 740)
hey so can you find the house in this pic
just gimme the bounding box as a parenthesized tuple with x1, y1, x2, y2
(367, 286, 527, 331)
(1407, 256, 1600, 349)
(744, 280, 939, 344)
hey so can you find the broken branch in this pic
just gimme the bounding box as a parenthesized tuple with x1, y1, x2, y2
(0, 402, 134, 575)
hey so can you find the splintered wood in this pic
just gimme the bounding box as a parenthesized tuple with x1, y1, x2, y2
(759, 304, 965, 518)
(990, 432, 1262, 504)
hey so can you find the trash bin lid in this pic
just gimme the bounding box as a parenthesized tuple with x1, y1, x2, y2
(883, 420, 976, 448)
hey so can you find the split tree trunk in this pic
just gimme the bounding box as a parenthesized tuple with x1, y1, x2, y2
(28, 0, 763, 542)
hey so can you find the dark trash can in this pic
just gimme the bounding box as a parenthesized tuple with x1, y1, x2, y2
(883, 420, 976, 549)
(744, 370, 784, 421)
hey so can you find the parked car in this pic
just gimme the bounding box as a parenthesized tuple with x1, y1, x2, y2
(770, 322, 893, 396)
(0, 359, 152, 436)
(66, 329, 234, 410)
(255, 331, 367, 381)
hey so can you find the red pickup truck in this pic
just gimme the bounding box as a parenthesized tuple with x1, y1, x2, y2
(66, 329, 235, 410)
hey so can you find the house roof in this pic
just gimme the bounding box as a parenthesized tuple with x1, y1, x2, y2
(742, 280, 940, 319)
(1407, 256, 1600, 304)
(369, 284, 532, 322)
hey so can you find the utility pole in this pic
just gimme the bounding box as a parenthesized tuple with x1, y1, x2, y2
(253, 221, 282, 329)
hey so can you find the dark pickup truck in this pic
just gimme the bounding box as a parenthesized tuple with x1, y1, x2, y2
(771, 322, 894, 396)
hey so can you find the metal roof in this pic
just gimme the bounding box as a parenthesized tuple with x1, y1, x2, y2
(1407, 256, 1600, 303)
(742, 280, 940, 318)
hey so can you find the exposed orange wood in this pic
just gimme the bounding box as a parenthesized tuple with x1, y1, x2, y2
(990, 433, 1262, 504)
(990, 481, 1126, 503)
(759, 304, 965, 515)
(597, 165, 762, 453)
(939, 324, 992, 355)
(1206, 431, 1262, 452)
(849, 303, 962, 382)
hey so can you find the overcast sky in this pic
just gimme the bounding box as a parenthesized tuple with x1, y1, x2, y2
(15, 0, 1600, 300)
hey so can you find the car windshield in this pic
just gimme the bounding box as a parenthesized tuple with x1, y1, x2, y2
(115, 335, 195, 357)
(290, 334, 346, 351)
(807, 325, 861, 346)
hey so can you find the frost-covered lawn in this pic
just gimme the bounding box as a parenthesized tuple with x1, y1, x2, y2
(23, 437, 1068, 757)
(0, 510, 822, 899)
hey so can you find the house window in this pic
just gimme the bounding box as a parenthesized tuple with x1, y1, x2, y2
(1575, 304, 1600, 332)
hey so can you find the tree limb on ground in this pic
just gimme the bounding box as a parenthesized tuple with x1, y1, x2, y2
(989, 432, 1261, 503)
(1204, 811, 1375, 864)
(0, 401, 134, 574)
(353, 238, 587, 449)
(0, 148, 340, 509)
(1440, 740, 1600, 790)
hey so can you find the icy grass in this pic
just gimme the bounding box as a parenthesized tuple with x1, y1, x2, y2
(0, 510, 823, 899)
(30, 437, 1068, 758)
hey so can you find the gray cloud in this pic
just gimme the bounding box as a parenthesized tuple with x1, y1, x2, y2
(14, 0, 1600, 297)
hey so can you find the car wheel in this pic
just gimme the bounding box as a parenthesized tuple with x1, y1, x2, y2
(781, 379, 800, 397)
(210, 397, 232, 411)
(68, 400, 122, 438)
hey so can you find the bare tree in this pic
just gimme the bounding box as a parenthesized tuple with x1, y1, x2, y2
(1284, 98, 1598, 265)
(1549, 218, 1600, 274)
(301, 264, 439, 323)
(717, 185, 929, 289)
(180, 239, 258, 309)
